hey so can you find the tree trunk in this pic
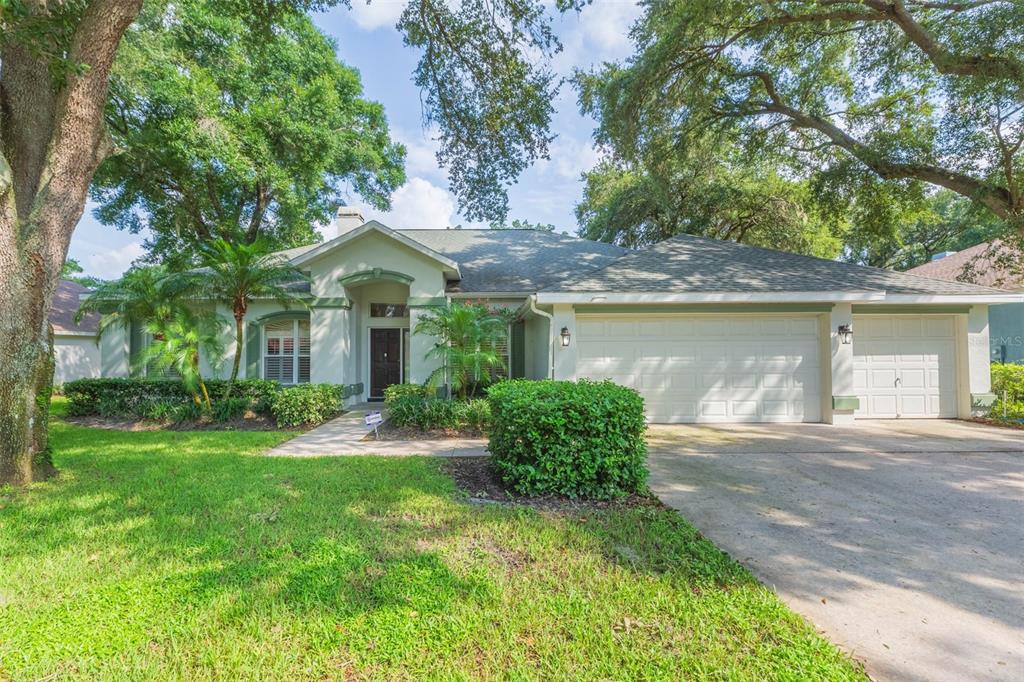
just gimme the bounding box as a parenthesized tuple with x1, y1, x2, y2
(33, 326, 58, 481)
(0, 0, 143, 486)
(224, 305, 245, 399)
(0, 255, 56, 486)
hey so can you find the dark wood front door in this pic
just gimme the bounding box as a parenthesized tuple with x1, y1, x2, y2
(370, 328, 402, 399)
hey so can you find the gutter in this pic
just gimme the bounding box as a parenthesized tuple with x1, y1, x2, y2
(527, 294, 554, 380)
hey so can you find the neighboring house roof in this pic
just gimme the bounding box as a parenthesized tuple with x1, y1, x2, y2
(906, 240, 1024, 292)
(545, 232, 1009, 296)
(50, 280, 98, 335)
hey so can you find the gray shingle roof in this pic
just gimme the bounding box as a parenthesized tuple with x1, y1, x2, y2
(398, 229, 629, 293)
(545, 232, 1009, 296)
(50, 280, 99, 334)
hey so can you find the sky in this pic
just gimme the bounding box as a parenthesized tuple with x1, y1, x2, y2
(65, 0, 643, 280)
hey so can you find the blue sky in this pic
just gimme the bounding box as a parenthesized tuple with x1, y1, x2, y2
(66, 0, 642, 279)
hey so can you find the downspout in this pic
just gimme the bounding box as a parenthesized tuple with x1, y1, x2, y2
(527, 294, 555, 379)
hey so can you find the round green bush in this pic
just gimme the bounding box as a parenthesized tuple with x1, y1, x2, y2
(271, 384, 343, 427)
(486, 379, 647, 500)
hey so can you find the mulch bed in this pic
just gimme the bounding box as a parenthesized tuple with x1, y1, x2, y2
(442, 456, 661, 512)
(969, 417, 1024, 431)
(363, 421, 487, 441)
(63, 413, 286, 432)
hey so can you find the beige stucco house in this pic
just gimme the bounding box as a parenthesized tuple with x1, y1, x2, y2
(95, 208, 1022, 424)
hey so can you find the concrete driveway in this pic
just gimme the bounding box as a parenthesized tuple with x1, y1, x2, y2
(646, 420, 1024, 682)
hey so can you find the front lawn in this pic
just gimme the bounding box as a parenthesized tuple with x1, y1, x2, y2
(0, 405, 864, 680)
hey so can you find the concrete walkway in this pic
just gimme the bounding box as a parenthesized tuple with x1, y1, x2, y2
(647, 420, 1024, 682)
(266, 406, 488, 457)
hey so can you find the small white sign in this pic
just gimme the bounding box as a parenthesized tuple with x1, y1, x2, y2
(364, 411, 383, 427)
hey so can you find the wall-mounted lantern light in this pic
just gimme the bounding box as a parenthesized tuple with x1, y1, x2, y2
(560, 326, 571, 348)
(837, 324, 853, 345)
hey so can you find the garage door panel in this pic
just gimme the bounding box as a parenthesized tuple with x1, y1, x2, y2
(853, 315, 957, 419)
(576, 314, 822, 423)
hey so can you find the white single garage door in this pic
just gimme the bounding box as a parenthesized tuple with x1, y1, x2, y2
(576, 316, 822, 423)
(853, 315, 957, 418)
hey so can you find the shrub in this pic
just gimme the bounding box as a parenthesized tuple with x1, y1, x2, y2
(271, 384, 343, 427)
(383, 384, 429, 427)
(990, 362, 1024, 420)
(487, 379, 647, 500)
(211, 397, 249, 422)
(383, 383, 490, 431)
(63, 377, 281, 419)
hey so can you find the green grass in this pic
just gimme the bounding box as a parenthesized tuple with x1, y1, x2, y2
(0, 402, 864, 680)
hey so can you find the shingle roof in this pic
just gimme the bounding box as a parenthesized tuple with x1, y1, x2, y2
(398, 229, 628, 292)
(545, 232, 1009, 296)
(50, 280, 99, 334)
(906, 240, 1023, 291)
(273, 228, 629, 293)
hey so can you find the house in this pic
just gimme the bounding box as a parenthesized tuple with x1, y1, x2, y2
(96, 208, 1022, 424)
(907, 240, 1024, 364)
(49, 280, 102, 385)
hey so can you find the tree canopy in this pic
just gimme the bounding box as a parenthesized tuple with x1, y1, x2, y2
(363, 0, 1024, 234)
(91, 0, 406, 266)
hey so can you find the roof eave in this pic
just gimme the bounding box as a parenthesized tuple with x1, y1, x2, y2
(534, 291, 1024, 305)
(289, 221, 462, 278)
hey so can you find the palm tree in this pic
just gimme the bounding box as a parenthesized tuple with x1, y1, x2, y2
(191, 239, 309, 397)
(414, 301, 513, 400)
(76, 265, 191, 338)
(140, 308, 225, 409)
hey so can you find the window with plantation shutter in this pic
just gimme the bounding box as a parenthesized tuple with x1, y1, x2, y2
(263, 318, 310, 384)
(487, 325, 510, 381)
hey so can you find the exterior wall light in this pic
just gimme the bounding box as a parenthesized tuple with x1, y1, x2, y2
(560, 326, 571, 348)
(837, 324, 853, 345)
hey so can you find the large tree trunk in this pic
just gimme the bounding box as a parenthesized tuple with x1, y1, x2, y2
(0, 0, 143, 486)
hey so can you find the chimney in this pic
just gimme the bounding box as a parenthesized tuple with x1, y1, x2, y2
(334, 206, 364, 237)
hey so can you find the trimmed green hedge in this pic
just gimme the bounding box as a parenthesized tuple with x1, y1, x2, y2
(991, 362, 1024, 421)
(487, 379, 647, 500)
(383, 383, 490, 431)
(270, 384, 344, 427)
(63, 378, 280, 419)
(62, 377, 343, 427)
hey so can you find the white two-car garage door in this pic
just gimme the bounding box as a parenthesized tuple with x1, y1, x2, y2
(576, 315, 822, 423)
(853, 315, 958, 418)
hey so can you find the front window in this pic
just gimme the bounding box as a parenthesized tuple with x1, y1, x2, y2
(263, 319, 310, 384)
(370, 303, 408, 318)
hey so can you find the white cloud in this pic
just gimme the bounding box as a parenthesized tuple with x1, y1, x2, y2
(79, 241, 146, 279)
(555, 0, 642, 73)
(346, 176, 483, 231)
(348, 0, 407, 31)
(538, 136, 602, 180)
(395, 126, 444, 180)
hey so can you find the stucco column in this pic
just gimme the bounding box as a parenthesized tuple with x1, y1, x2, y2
(828, 303, 856, 425)
(409, 306, 443, 387)
(311, 306, 349, 384)
(966, 305, 993, 416)
(100, 321, 129, 378)
(551, 304, 577, 381)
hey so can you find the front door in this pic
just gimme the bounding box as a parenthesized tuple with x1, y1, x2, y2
(370, 328, 402, 399)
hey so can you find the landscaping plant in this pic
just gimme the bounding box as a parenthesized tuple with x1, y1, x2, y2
(414, 302, 514, 400)
(487, 379, 648, 499)
(991, 362, 1024, 421)
(139, 308, 226, 409)
(270, 384, 343, 427)
(189, 239, 310, 397)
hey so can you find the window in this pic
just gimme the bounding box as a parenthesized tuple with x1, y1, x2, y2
(264, 319, 310, 384)
(487, 324, 511, 382)
(370, 303, 408, 318)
